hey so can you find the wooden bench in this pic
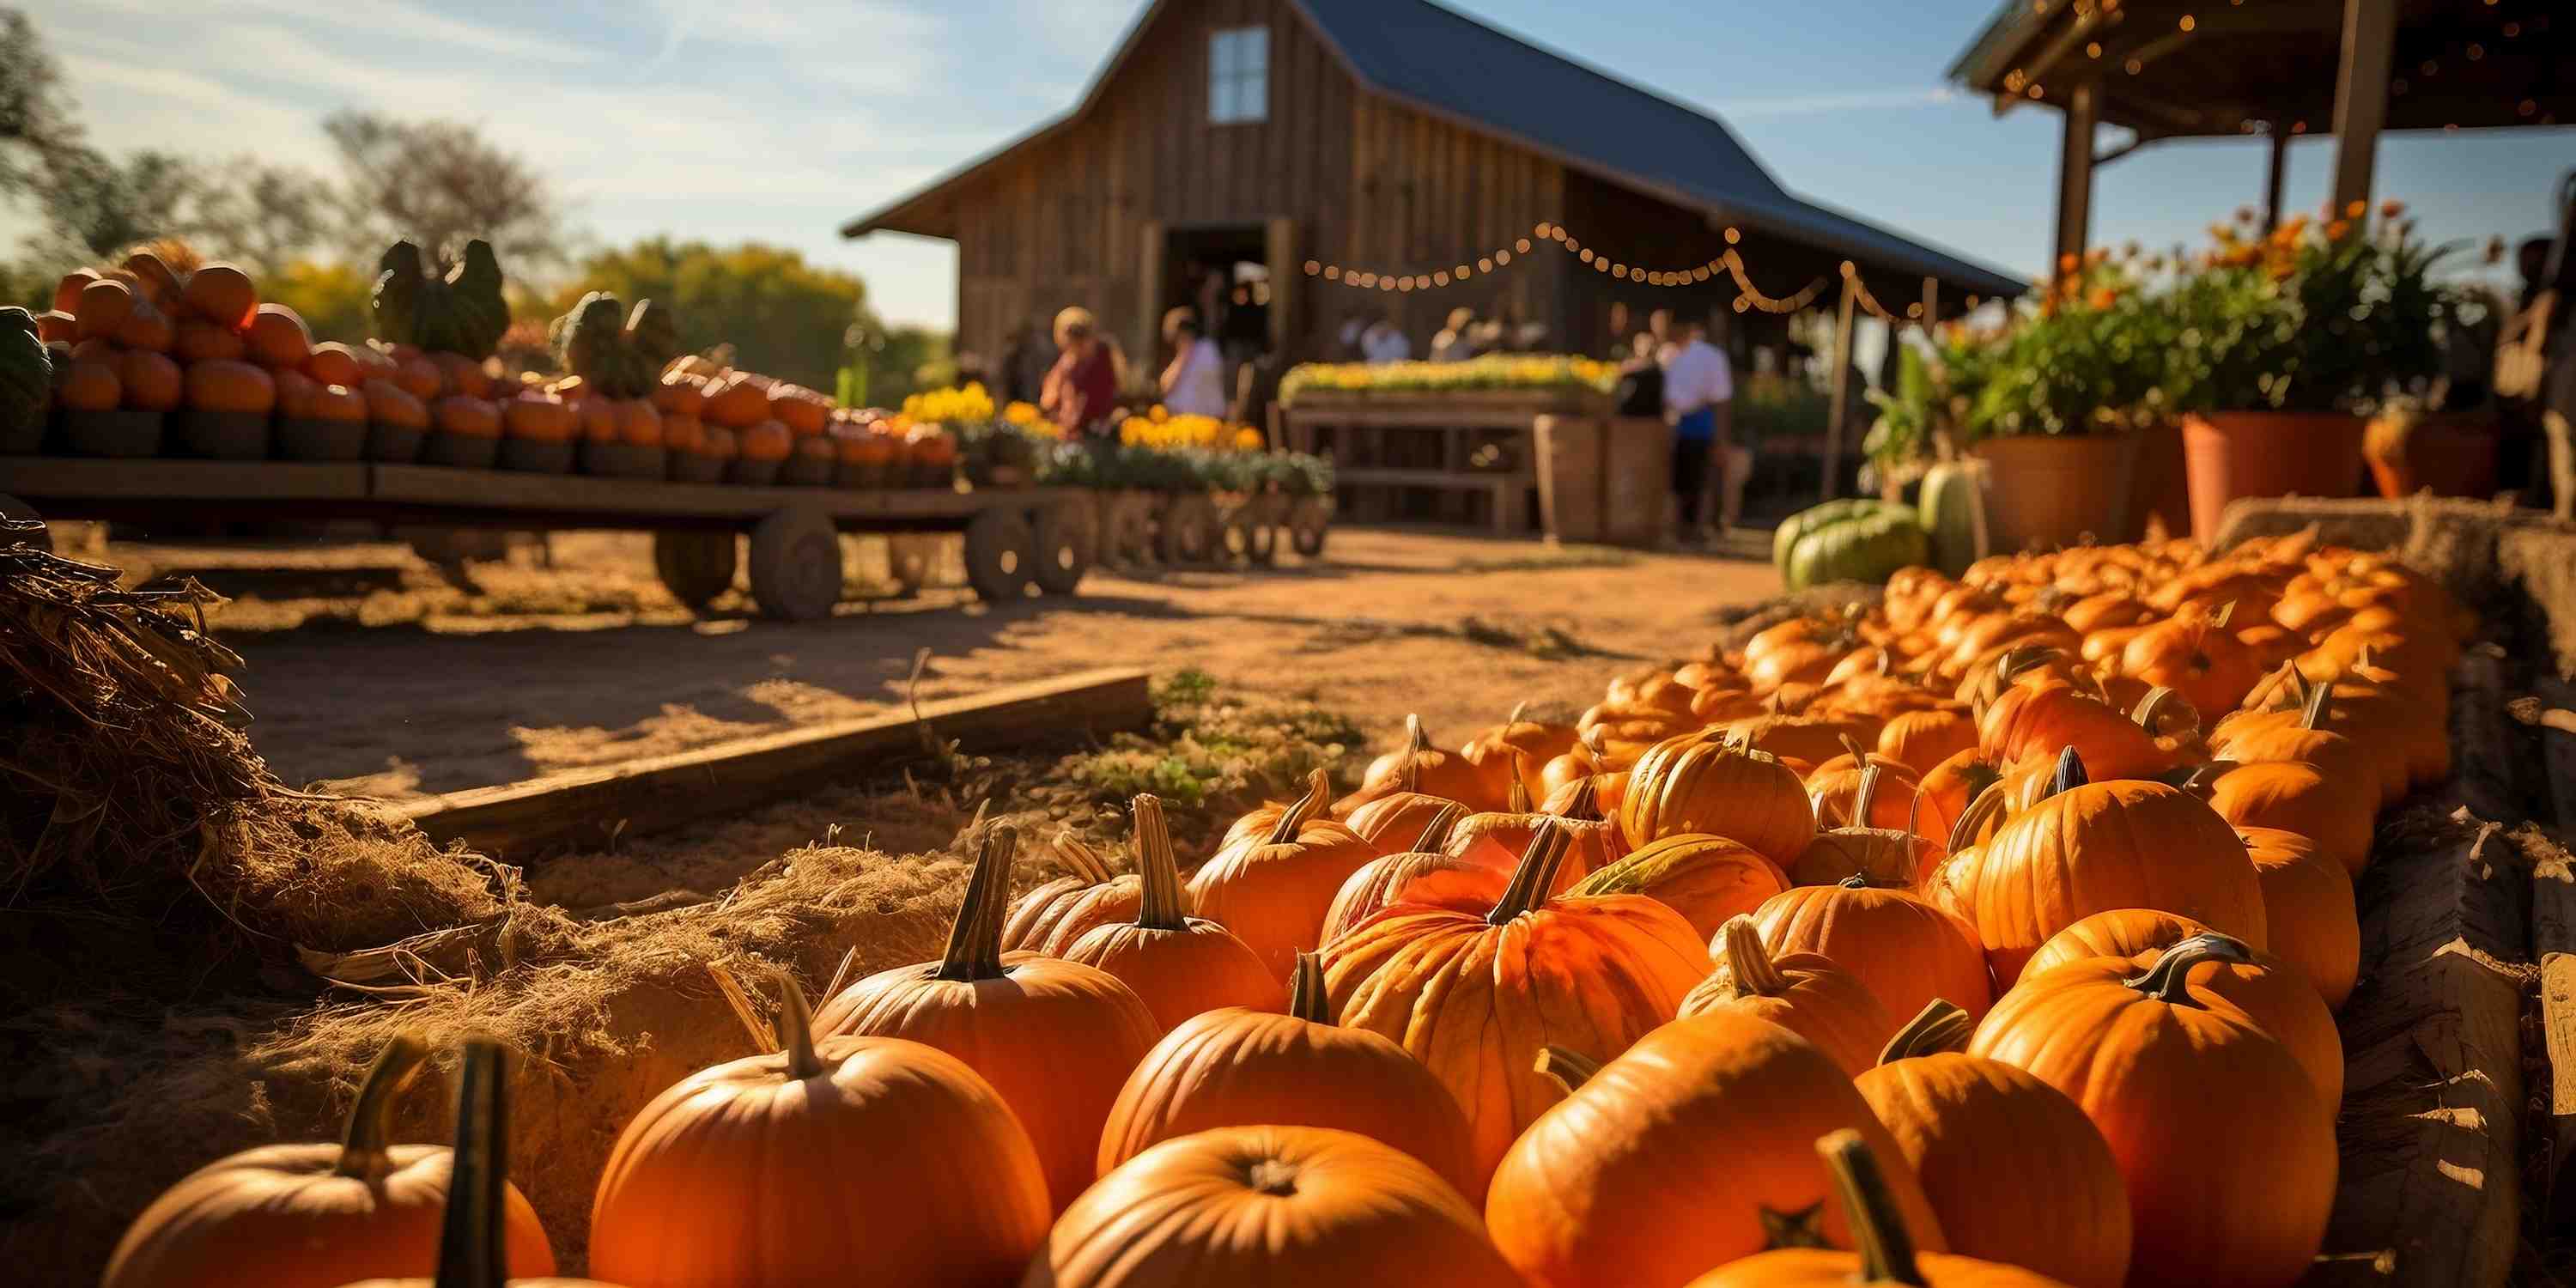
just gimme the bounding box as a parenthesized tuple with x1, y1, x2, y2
(1332, 465, 1531, 535)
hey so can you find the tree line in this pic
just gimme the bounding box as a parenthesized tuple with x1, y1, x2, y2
(0, 9, 949, 398)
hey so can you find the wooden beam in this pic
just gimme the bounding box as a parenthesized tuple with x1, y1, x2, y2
(2331, 0, 2398, 215)
(2264, 128, 2292, 232)
(399, 667, 1154, 858)
(1820, 275, 1857, 503)
(2053, 82, 2099, 276)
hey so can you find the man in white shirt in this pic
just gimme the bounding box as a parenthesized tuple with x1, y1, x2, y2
(1653, 308, 1735, 542)
(1359, 313, 1413, 365)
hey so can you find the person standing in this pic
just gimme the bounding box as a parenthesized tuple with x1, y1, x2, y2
(1041, 307, 1121, 439)
(1431, 307, 1479, 361)
(1158, 307, 1229, 419)
(1359, 312, 1412, 365)
(1655, 308, 1735, 543)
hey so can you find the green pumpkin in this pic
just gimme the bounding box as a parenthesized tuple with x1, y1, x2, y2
(554, 291, 677, 399)
(372, 239, 512, 359)
(1, 308, 52, 447)
(1780, 502, 1928, 592)
(1916, 461, 1984, 576)
(1771, 497, 1881, 580)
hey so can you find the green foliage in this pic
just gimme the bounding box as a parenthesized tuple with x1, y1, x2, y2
(1735, 371, 1832, 449)
(2163, 211, 2456, 415)
(325, 111, 566, 269)
(1, 306, 49, 442)
(559, 239, 874, 393)
(1862, 343, 1933, 466)
(264, 258, 374, 345)
(1068, 673, 1359, 810)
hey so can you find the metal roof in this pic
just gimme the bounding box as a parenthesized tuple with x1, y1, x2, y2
(846, 0, 2028, 298)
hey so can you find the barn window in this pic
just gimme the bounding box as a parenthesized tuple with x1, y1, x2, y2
(1209, 26, 1268, 124)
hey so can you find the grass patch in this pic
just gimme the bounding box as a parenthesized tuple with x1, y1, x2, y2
(1066, 669, 1362, 812)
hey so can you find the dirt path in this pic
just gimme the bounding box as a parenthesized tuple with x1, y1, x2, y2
(106, 528, 1780, 796)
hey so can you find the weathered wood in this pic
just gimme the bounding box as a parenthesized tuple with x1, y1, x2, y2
(2306, 809, 2528, 1288)
(2448, 647, 2525, 824)
(2329, 0, 2397, 214)
(2053, 80, 2098, 275)
(401, 667, 1152, 858)
(0, 457, 368, 501)
(2529, 824, 2576, 1219)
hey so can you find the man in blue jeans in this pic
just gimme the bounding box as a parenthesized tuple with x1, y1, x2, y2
(1653, 309, 1735, 544)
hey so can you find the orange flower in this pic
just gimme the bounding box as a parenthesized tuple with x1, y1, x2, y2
(2088, 287, 2118, 309)
(2324, 219, 2350, 240)
(2344, 199, 2366, 218)
(2379, 199, 2406, 219)
(2058, 252, 2079, 272)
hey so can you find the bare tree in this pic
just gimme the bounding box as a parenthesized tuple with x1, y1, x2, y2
(324, 111, 568, 269)
(190, 161, 336, 276)
(28, 148, 197, 262)
(0, 8, 81, 196)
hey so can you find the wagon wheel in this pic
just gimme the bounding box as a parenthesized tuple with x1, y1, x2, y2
(0, 494, 49, 554)
(1104, 493, 1156, 568)
(652, 530, 738, 612)
(964, 507, 1038, 602)
(748, 506, 844, 622)
(1234, 495, 1282, 566)
(1030, 501, 1096, 595)
(1287, 496, 1333, 557)
(1158, 493, 1221, 567)
(884, 533, 940, 596)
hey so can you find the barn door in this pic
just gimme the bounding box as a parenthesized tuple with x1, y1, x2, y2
(1137, 221, 1166, 373)
(1265, 216, 1296, 356)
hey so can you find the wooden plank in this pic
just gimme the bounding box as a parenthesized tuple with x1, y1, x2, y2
(2330, 0, 2397, 214)
(2531, 823, 2576, 1219)
(2054, 81, 2098, 274)
(401, 667, 1153, 858)
(2306, 811, 2529, 1288)
(2, 457, 369, 502)
(368, 464, 1046, 525)
(1334, 466, 1526, 489)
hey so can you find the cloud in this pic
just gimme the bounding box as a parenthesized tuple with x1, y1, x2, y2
(1706, 87, 1962, 119)
(224, 0, 604, 64)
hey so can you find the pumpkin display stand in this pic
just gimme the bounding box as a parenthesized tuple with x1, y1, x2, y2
(908, 461, 956, 489)
(1221, 492, 1285, 565)
(56, 409, 163, 459)
(728, 457, 783, 487)
(1286, 495, 1334, 556)
(669, 448, 726, 484)
(496, 436, 574, 474)
(2, 412, 43, 455)
(365, 420, 424, 464)
(172, 410, 269, 461)
(1157, 491, 1222, 567)
(1965, 431, 2137, 549)
(834, 459, 893, 490)
(421, 430, 500, 470)
(2181, 410, 2366, 538)
(779, 450, 835, 488)
(274, 417, 365, 463)
(580, 440, 665, 481)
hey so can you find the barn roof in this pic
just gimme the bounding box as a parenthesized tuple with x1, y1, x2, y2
(844, 0, 2027, 299)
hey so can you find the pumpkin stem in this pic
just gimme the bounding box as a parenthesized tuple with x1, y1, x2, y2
(1877, 1000, 1973, 1064)
(1815, 1129, 1931, 1286)
(776, 969, 824, 1081)
(1414, 801, 1466, 854)
(1719, 915, 1787, 997)
(1487, 818, 1569, 925)
(2297, 674, 2334, 732)
(1533, 1045, 1602, 1094)
(934, 823, 1018, 982)
(333, 1034, 429, 1181)
(1051, 830, 1114, 885)
(1287, 951, 1332, 1024)
(1838, 733, 1870, 767)
(2048, 746, 2089, 797)
(2129, 685, 2198, 738)
(1562, 776, 1602, 823)
(1846, 763, 1884, 830)
(2122, 933, 2258, 1006)
(2211, 599, 2239, 630)
(1131, 795, 1188, 931)
(433, 1037, 512, 1288)
(1507, 761, 1532, 814)
(1267, 769, 1330, 847)
(1504, 700, 1529, 729)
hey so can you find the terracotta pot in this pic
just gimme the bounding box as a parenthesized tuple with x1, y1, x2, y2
(2366, 410, 2499, 501)
(2181, 411, 2366, 538)
(2129, 420, 2194, 538)
(1967, 432, 2137, 550)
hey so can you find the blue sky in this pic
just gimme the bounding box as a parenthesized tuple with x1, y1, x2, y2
(12, 0, 2566, 328)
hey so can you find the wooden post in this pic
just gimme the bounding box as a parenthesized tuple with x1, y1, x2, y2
(2263, 129, 2291, 232)
(1137, 222, 1167, 374)
(2330, 0, 2397, 216)
(1821, 274, 1858, 502)
(1920, 276, 1938, 331)
(1265, 217, 1297, 357)
(2052, 82, 2099, 276)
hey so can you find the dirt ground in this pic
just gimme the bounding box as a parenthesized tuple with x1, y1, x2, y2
(90, 526, 1782, 798)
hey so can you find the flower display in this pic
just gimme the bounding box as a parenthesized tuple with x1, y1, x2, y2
(1276, 354, 1618, 404)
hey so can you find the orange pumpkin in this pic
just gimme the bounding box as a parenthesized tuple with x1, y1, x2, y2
(1876, 706, 1981, 777)
(1679, 914, 1897, 1076)
(1955, 750, 2268, 987)
(1684, 1130, 2069, 1288)
(1458, 702, 1579, 802)
(1444, 799, 1628, 877)
(1339, 713, 1508, 814)
(274, 368, 322, 419)
(2018, 908, 2215, 983)
(1062, 794, 1286, 1030)
(1485, 1011, 1947, 1288)
(114, 349, 182, 411)
(173, 318, 247, 363)
(651, 373, 707, 418)
(769, 383, 830, 434)
(1323, 823, 1710, 1182)
(431, 395, 502, 439)
(660, 411, 708, 454)
(303, 342, 363, 387)
(180, 263, 258, 331)
(2208, 674, 2393, 807)
(615, 397, 663, 447)
(309, 383, 367, 424)
(1341, 791, 1470, 850)
(738, 418, 793, 461)
(591, 975, 1050, 1285)
(2022, 920, 2343, 1107)
(1791, 763, 1943, 887)
(2239, 826, 2358, 1010)
(1097, 953, 1482, 1200)
(101, 1037, 556, 1288)
(361, 379, 429, 431)
(244, 303, 313, 368)
(501, 392, 574, 442)
(183, 359, 276, 415)
(816, 825, 1163, 1212)
(1977, 680, 2176, 783)
(1854, 1002, 2131, 1288)
(2117, 605, 2262, 716)
(53, 267, 100, 315)
(1039, 1126, 1518, 1285)
(1188, 768, 1382, 981)
(1969, 936, 2336, 1288)
(1619, 729, 1815, 864)
(1567, 830, 1789, 940)
(574, 392, 619, 443)
(999, 831, 1139, 955)
(701, 373, 771, 428)
(76, 277, 137, 342)
(1753, 876, 1993, 1024)
(114, 299, 175, 352)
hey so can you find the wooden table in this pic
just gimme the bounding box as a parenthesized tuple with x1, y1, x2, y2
(1275, 392, 1610, 535)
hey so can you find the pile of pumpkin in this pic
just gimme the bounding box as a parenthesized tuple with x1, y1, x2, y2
(653, 354, 957, 489)
(97, 531, 2460, 1288)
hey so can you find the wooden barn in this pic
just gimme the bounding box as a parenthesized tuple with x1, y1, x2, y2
(842, 0, 2026, 382)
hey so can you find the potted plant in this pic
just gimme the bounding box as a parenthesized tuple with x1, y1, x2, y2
(1942, 253, 2169, 549)
(2166, 202, 2457, 535)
